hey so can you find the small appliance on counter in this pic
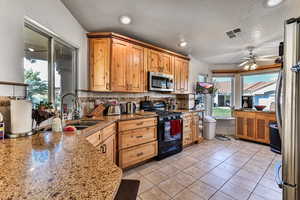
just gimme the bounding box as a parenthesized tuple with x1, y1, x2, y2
(10, 100, 33, 138)
(126, 102, 136, 114)
(105, 104, 121, 116)
(242, 96, 253, 109)
(0, 112, 4, 140)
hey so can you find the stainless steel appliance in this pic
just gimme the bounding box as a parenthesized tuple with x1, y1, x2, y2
(275, 17, 300, 200)
(106, 104, 121, 116)
(126, 102, 136, 114)
(140, 101, 182, 160)
(148, 72, 174, 92)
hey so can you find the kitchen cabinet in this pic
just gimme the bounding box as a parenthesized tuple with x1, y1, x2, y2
(111, 39, 129, 92)
(89, 38, 110, 91)
(147, 49, 173, 74)
(98, 134, 116, 163)
(234, 111, 276, 144)
(127, 44, 145, 92)
(86, 123, 117, 163)
(183, 112, 204, 147)
(87, 32, 189, 93)
(118, 117, 158, 168)
(174, 57, 189, 93)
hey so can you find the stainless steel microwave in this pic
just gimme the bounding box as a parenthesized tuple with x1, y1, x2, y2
(149, 72, 174, 92)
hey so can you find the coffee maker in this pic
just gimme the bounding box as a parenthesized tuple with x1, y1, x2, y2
(242, 96, 253, 109)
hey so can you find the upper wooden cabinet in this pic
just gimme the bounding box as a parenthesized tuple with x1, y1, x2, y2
(147, 49, 173, 74)
(89, 38, 110, 91)
(87, 32, 189, 93)
(174, 57, 189, 93)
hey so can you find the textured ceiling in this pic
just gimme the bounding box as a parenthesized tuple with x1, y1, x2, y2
(61, 0, 299, 65)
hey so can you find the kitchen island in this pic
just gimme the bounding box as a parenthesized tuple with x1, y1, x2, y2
(0, 112, 158, 200)
(234, 109, 276, 144)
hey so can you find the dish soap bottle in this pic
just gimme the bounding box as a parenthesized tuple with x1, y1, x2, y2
(52, 113, 62, 132)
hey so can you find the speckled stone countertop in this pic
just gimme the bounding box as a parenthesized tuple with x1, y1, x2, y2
(234, 109, 276, 114)
(173, 109, 205, 113)
(0, 112, 158, 200)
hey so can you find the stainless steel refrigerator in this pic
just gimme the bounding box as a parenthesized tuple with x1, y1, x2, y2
(275, 17, 300, 200)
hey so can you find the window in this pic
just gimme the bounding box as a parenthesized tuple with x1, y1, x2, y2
(242, 72, 279, 110)
(196, 74, 208, 110)
(212, 76, 234, 117)
(24, 24, 77, 109)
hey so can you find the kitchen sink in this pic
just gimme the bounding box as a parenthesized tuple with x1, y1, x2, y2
(68, 120, 102, 130)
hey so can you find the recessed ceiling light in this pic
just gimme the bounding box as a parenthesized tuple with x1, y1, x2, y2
(266, 0, 284, 7)
(28, 48, 35, 52)
(178, 41, 187, 48)
(120, 15, 132, 25)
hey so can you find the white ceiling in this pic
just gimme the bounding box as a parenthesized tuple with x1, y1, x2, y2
(61, 0, 299, 66)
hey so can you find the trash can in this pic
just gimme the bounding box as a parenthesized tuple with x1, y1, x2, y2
(203, 116, 216, 140)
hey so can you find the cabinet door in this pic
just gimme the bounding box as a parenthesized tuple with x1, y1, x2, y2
(127, 44, 144, 92)
(111, 39, 129, 92)
(192, 115, 200, 142)
(236, 117, 246, 138)
(160, 53, 173, 74)
(148, 49, 161, 72)
(255, 114, 275, 144)
(245, 117, 256, 140)
(181, 60, 189, 92)
(99, 134, 116, 163)
(174, 57, 182, 93)
(89, 38, 110, 91)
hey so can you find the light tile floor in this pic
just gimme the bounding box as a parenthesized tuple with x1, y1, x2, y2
(123, 138, 282, 200)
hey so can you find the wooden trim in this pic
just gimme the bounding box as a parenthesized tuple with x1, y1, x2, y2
(87, 32, 190, 61)
(212, 63, 282, 74)
(0, 81, 28, 87)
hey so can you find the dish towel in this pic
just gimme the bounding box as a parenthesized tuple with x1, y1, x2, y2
(170, 120, 181, 136)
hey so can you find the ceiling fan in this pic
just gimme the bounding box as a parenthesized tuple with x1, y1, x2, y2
(238, 46, 280, 70)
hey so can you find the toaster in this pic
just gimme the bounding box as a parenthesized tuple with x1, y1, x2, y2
(106, 105, 121, 116)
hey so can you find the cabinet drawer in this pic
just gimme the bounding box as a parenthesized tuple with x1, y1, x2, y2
(183, 121, 192, 133)
(86, 131, 101, 147)
(183, 131, 193, 146)
(101, 123, 116, 142)
(119, 126, 157, 149)
(118, 117, 157, 132)
(119, 141, 158, 168)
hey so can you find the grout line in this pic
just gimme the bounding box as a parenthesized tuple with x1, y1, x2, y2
(246, 153, 280, 200)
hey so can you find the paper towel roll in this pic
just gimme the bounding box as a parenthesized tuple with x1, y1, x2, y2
(10, 100, 32, 135)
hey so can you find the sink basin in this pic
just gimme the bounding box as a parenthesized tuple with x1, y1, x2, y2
(68, 120, 102, 130)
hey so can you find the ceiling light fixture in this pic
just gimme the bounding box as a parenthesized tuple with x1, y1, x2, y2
(266, 0, 284, 7)
(244, 64, 250, 71)
(119, 15, 132, 25)
(178, 41, 187, 48)
(250, 63, 257, 70)
(28, 48, 35, 52)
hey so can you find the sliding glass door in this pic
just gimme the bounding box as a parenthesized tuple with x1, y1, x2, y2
(24, 24, 77, 109)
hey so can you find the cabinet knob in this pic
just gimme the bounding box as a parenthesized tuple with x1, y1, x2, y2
(136, 135, 143, 139)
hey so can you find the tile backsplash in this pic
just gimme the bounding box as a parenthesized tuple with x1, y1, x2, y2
(78, 90, 177, 115)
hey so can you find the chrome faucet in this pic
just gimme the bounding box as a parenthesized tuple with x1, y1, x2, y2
(60, 93, 81, 120)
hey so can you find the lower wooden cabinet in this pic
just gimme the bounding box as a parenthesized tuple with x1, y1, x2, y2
(118, 117, 158, 169)
(86, 123, 117, 164)
(182, 113, 201, 147)
(97, 134, 116, 163)
(119, 141, 158, 169)
(234, 111, 276, 144)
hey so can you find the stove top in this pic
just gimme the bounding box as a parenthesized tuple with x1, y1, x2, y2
(155, 110, 181, 116)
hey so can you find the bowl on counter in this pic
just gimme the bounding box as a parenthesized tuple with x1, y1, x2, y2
(254, 105, 267, 111)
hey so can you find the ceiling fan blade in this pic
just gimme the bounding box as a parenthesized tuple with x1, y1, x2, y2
(257, 55, 279, 59)
(239, 60, 249, 67)
(255, 58, 277, 61)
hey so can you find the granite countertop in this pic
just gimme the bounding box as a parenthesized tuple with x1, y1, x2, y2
(0, 112, 158, 200)
(234, 109, 276, 114)
(173, 109, 205, 113)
